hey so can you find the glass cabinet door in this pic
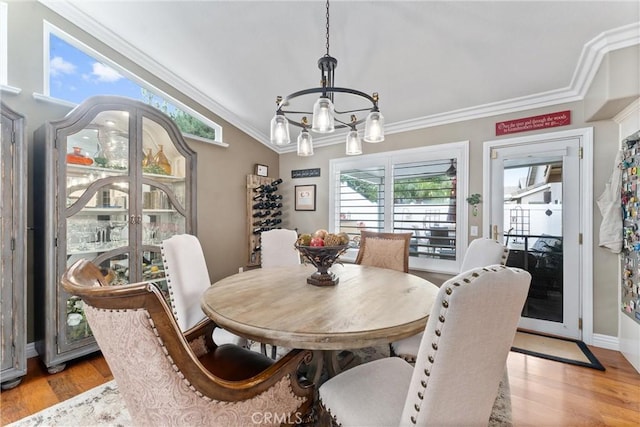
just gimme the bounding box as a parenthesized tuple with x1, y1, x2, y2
(61, 109, 133, 349)
(140, 116, 188, 287)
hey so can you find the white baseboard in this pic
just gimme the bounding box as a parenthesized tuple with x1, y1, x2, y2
(591, 333, 619, 351)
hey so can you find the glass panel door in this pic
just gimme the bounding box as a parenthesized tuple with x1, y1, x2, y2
(488, 139, 581, 339)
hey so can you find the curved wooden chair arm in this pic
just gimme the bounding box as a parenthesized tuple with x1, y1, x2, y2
(183, 318, 217, 347)
(61, 259, 315, 405)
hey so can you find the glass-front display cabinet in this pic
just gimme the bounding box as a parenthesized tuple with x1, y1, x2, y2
(34, 96, 196, 373)
(0, 102, 27, 389)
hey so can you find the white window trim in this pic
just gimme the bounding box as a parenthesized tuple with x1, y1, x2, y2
(36, 21, 227, 148)
(330, 141, 470, 274)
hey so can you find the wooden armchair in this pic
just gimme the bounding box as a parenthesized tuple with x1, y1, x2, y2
(61, 259, 315, 426)
(354, 230, 413, 273)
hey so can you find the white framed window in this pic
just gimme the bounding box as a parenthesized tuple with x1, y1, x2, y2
(329, 142, 469, 273)
(39, 22, 225, 146)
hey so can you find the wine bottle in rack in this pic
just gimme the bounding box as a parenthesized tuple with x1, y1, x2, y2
(271, 178, 283, 186)
(253, 184, 267, 193)
(268, 194, 283, 201)
(271, 210, 282, 217)
(252, 193, 265, 201)
(252, 210, 271, 218)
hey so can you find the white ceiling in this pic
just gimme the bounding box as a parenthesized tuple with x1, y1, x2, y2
(41, 1, 640, 152)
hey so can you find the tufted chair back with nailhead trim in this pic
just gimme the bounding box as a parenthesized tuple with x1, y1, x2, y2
(399, 265, 530, 426)
(161, 234, 248, 348)
(161, 234, 213, 331)
(460, 238, 509, 273)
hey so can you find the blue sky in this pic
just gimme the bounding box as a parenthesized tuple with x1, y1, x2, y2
(47, 32, 218, 140)
(49, 33, 145, 104)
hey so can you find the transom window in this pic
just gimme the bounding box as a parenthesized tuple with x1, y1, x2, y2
(330, 142, 469, 273)
(44, 23, 222, 144)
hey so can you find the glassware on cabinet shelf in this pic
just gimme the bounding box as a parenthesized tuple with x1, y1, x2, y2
(153, 145, 172, 175)
(142, 148, 154, 167)
(66, 147, 94, 166)
(93, 142, 108, 167)
(109, 221, 128, 246)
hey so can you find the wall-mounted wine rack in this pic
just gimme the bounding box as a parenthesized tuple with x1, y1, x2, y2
(246, 174, 283, 267)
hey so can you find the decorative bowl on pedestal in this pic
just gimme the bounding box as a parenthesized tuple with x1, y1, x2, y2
(295, 244, 349, 286)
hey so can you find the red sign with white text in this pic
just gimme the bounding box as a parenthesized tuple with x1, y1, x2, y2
(496, 110, 571, 136)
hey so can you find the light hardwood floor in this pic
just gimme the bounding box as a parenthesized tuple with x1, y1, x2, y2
(1, 346, 639, 426)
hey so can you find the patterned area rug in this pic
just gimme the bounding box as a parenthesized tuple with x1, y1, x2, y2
(8, 345, 512, 426)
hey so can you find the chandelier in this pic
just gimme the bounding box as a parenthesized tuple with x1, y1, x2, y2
(270, 0, 384, 156)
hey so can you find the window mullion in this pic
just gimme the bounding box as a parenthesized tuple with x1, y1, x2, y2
(383, 160, 394, 232)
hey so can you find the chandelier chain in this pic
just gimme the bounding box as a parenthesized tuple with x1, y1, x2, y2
(325, 0, 330, 56)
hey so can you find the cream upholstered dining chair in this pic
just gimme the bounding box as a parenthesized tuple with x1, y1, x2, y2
(161, 234, 248, 348)
(460, 237, 509, 273)
(259, 228, 301, 359)
(318, 265, 530, 427)
(355, 230, 413, 273)
(61, 259, 315, 426)
(391, 237, 509, 361)
(261, 228, 301, 268)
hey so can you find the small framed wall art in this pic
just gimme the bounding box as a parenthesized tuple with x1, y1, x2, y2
(295, 184, 316, 211)
(255, 164, 268, 177)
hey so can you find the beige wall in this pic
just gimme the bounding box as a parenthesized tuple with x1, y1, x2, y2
(280, 100, 625, 337)
(4, 2, 278, 341)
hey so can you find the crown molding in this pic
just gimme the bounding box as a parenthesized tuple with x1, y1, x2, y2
(278, 22, 640, 154)
(38, 1, 639, 155)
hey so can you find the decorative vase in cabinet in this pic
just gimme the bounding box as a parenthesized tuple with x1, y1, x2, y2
(0, 102, 27, 389)
(33, 95, 197, 373)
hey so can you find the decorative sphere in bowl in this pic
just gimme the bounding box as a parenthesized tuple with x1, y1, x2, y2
(295, 244, 349, 286)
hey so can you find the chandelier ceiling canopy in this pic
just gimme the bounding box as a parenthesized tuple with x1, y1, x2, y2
(270, 0, 384, 156)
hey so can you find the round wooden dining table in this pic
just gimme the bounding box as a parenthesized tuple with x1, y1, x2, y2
(201, 263, 438, 380)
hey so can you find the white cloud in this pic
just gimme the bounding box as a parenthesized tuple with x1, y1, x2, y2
(91, 62, 123, 83)
(50, 56, 76, 77)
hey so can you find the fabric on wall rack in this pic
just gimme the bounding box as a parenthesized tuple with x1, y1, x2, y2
(620, 131, 640, 325)
(597, 150, 623, 253)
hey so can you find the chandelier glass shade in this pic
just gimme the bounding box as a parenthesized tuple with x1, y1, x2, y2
(270, 0, 384, 156)
(345, 128, 362, 155)
(270, 113, 290, 146)
(297, 127, 314, 156)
